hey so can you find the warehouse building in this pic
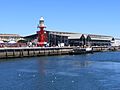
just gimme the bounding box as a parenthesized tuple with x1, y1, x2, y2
(0, 34, 25, 47)
(86, 34, 114, 46)
(24, 30, 114, 47)
(111, 38, 120, 47)
(0, 34, 23, 42)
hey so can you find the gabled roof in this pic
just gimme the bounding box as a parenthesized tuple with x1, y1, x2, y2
(49, 33, 69, 37)
(114, 38, 120, 40)
(48, 30, 82, 37)
(47, 30, 76, 35)
(88, 34, 113, 41)
(23, 34, 37, 38)
(68, 33, 83, 39)
(83, 34, 88, 39)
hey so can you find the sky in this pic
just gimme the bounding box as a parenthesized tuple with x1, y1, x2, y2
(0, 0, 120, 37)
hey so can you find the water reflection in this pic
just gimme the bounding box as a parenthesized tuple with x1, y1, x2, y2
(38, 58, 46, 76)
(0, 52, 120, 90)
(72, 60, 93, 68)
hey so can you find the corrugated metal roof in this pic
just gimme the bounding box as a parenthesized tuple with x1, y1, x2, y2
(0, 34, 21, 37)
(83, 34, 88, 39)
(68, 34, 83, 39)
(48, 31, 81, 37)
(50, 33, 68, 37)
(47, 30, 76, 34)
(88, 34, 113, 41)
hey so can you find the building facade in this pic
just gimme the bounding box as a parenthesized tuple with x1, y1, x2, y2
(0, 34, 23, 42)
(111, 38, 120, 47)
(24, 30, 115, 47)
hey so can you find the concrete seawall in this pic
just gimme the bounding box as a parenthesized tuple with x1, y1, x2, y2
(0, 47, 73, 59)
(0, 46, 116, 59)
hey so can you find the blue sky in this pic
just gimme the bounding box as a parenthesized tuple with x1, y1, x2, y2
(0, 0, 120, 37)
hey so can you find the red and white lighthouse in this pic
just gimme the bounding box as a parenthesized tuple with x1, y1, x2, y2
(37, 17, 47, 47)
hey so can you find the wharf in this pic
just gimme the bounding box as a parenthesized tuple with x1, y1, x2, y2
(0, 46, 115, 59)
(0, 47, 73, 59)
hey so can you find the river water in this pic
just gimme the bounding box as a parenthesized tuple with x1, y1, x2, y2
(0, 52, 120, 90)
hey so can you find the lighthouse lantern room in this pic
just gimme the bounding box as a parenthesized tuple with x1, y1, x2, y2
(37, 17, 47, 47)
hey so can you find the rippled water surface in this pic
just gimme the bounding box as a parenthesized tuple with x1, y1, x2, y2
(0, 52, 120, 90)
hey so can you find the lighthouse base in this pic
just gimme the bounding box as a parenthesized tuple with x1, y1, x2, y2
(37, 42, 47, 47)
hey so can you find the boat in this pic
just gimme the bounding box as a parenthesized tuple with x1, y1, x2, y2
(86, 47, 92, 51)
(69, 47, 93, 55)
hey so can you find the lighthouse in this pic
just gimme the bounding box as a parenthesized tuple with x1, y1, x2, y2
(37, 17, 47, 47)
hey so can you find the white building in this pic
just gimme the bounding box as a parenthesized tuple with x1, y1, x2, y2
(0, 34, 23, 42)
(111, 38, 120, 47)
